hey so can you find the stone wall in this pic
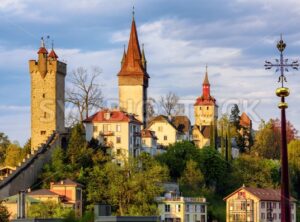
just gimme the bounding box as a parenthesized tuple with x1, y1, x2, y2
(0, 132, 61, 199)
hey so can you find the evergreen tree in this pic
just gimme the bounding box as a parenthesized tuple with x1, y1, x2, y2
(230, 104, 240, 129)
(227, 125, 232, 161)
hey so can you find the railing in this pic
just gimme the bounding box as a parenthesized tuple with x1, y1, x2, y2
(156, 196, 206, 203)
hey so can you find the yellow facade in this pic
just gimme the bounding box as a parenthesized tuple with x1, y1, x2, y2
(119, 85, 146, 126)
(147, 121, 177, 147)
(29, 48, 66, 150)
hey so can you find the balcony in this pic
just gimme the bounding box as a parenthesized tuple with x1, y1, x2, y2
(156, 197, 206, 203)
(100, 131, 114, 136)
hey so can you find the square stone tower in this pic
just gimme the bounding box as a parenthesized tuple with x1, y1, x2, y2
(29, 39, 66, 150)
(118, 15, 149, 128)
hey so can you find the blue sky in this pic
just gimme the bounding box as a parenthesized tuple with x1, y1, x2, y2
(0, 0, 300, 145)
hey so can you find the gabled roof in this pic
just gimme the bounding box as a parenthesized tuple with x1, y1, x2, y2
(193, 125, 211, 139)
(28, 189, 59, 196)
(240, 112, 252, 127)
(141, 129, 157, 139)
(2, 194, 41, 203)
(83, 109, 142, 125)
(51, 178, 83, 187)
(223, 186, 297, 202)
(147, 115, 191, 134)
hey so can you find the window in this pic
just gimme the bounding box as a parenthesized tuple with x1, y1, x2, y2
(176, 204, 181, 212)
(261, 202, 265, 208)
(201, 205, 205, 213)
(261, 213, 265, 219)
(291, 203, 294, 209)
(93, 126, 98, 132)
(186, 204, 190, 212)
(279, 213, 281, 219)
(116, 124, 121, 132)
(142, 139, 146, 145)
(158, 126, 163, 132)
(273, 213, 277, 220)
(42, 93, 45, 98)
(116, 149, 121, 155)
(116, 136, 121, 144)
(273, 202, 276, 209)
(103, 124, 109, 132)
(206, 106, 209, 110)
(41, 131, 46, 135)
(165, 204, 170, 212)
(104, 112, 110, 120)
(164, 136, 168, 141)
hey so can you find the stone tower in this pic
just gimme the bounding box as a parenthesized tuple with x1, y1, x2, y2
(192, 67, 218, 148)
(29, 39, 66, 150)
(118, 15, 149, 127)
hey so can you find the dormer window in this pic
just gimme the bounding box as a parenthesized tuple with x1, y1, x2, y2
(104, 112, 110, 120)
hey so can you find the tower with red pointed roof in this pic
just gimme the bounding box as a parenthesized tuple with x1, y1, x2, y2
(118, 12, 149, 127)
(29, 38, 66, 150)
(192, 67, 218, 148)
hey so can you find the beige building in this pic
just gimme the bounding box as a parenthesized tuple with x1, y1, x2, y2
(223, 186, 297, 222)
(157, 194, 207, 222)
(147, 115, 191, 148)
(2, 178, 83, 219)
(141, 129, 158, 156)
(29, 39, 66, 150)
(192, 68, 218, 148)
(84, 109, 142, 160)
(118, 15, 149, 127)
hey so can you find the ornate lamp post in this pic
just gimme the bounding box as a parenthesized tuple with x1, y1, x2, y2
(264, 35, 299, 222)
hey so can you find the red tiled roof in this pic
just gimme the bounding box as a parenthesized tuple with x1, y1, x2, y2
(118, 18, 149, 78)
(240, 112, 251, 127)
(48, 49, 58, 59)
(147, 115, 190, 134)
(194, 96, 216, 106)
(141, 129, 157, 139)
(83, 110, 142, 125)
(51, 178, 83, 187)
(28, 189, 59, 196)
(224, 186, 297, 202)
(37, 47, 48, 54)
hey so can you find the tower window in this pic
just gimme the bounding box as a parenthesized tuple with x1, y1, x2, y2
(164, 136, 168, 141)
(116, 136, 121, 144)
(199, 107, 202, 110)
(207, 106, 209, 110)
(42, 93, 45, 98)
(41, 131, 46, 135)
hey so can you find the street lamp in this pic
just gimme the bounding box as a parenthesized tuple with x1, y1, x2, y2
(264, 35, 299, 222)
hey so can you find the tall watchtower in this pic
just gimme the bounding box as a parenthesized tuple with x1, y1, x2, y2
(29, 39, 66, 150)
(118, 14, 149, 127)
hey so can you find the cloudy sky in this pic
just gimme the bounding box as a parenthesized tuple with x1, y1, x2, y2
(0, 0, 300, 145)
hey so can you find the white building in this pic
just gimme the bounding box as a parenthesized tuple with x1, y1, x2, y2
(157, 193, 207, 222)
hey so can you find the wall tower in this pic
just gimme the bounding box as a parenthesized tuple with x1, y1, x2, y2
(29, 39, 66, 150)
(118, 14, 149, 127)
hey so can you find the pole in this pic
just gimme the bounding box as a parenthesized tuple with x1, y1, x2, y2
(280, 96, 291, 222)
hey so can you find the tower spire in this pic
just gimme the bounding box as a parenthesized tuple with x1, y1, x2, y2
(202, 66, 210, 98)
(48, 39, 58, 59)
(132, 5, 135, 20)
(203, 65, 210, 85)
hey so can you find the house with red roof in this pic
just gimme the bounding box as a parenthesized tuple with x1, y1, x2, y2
(223, 186, 297, 222)
(83, 109, 143, 161)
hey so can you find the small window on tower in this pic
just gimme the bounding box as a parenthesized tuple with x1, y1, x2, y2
(207, 106, 209, 110)
(41, 131, 46, 135)
(199, 107, 202, 110)
(42, 93, 45, 98)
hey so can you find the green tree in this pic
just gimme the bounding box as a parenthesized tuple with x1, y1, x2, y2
(230, 104, 240, 130)
(251, 120, 280, 159)
(27, 201, 74, 219)
(0, 132, 10, 164)
(288, 140, 300, 199)
(22, 138, 31, 156)
(0, 200, 10, 222)
(179, 159, 205, 196)
(4, 143, 23, 167)
(156, 141, 200, 179)
(87, 155, 168, 216)
(67, 124, 88, 166)
(231, 154, 280, 188)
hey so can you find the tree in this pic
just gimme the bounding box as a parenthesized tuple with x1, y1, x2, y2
(252, 120, 281, 159)
(22, 138, 31, 156)
(179, 160, 205, 196)
(66, 66, 103, 123)
(146, 97, 157, 120)
(231, 154, 280, 188)
(0, 132, 10, 163)
(229, 104, 240, 130)
(66, 124, 88, 166)
(4, 143, 23, 167)
(27, 201, 74, 219)
(87, 154, 168, 216)
(288, 140, 300, 199)
(156, 141, 200, 179)
(0, 201, 10, 222)
(159, 92, 184, 116)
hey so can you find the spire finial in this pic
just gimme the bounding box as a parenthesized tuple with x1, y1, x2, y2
(41, 37, 45, 48)
(132, 5, 135, 20)
(51, 40, 54, 50)
(206, 64, 208, 73)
